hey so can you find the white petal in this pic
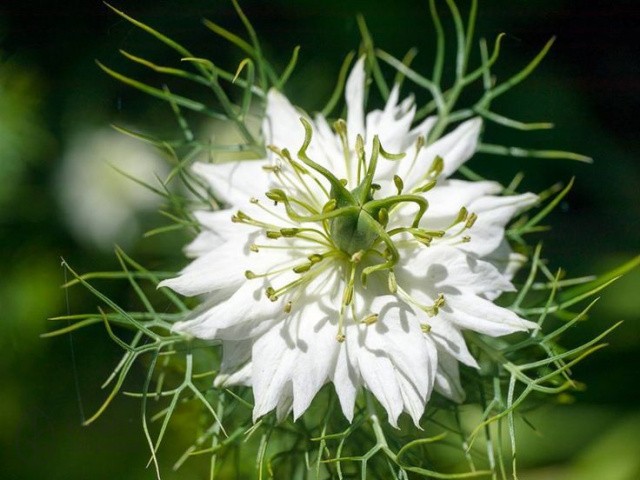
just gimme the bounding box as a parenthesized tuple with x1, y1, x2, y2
(433, 348, 465, 402)
(419, 179, 502, 228)
(397, 245, 515, 300)
(173, 280, 284, 339)
(443, 293, 538, 336)
(275, 381, 294, 422)
(365, 84, 416, 153)
(392, 179, 502, 232)
(397, 335, 438, 426)
(402, 118, 482, 188)
(482, 240, 528, 299)
(251, 324, 300, 421)
(214, 340, 253, 387)
(217, 360, 252, 387)
(461, 193, 538, 257)
(350, 296, 435, 427)
(184, 209, 250, 257)
(159, 239, 252, 296)
(430, 320, 479, 369)
(264, 89, 307, 149)
(312, 113, 349, 178)
(357, 351, 404, 427)
(332, 346, 359, 422)
(345, 57, 366, 147)
(290, 284, 343, 419)
(192, 161, 268, 207)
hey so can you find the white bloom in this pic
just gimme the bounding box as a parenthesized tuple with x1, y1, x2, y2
(160, 59, 538, 427)
(57, 128, 167, 250)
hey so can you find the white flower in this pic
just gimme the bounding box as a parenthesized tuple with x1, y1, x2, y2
(57, 128, 167, 250)
(160, 58, 538, 427)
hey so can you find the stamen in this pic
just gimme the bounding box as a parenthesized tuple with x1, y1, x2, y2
(280, 147, 330, 201)
(425, 293, 445, 317)
(414, 179, 437, 193)
(420, 323, 432, 333)
(267, 259, 333, 303)
(293, 263, 312, 274)
(308, 253, 324, 263)
(333, 119, 352, 184)
(410, 155, 444, 193)
(403, 135, 426, 180)
(350, 250, 365, 263)
(465, 212, 478, 229)
(361, 313, 379, 325)
(427, 155, 444, 178)
(355, 134, 366, 184)
(393, 175, 404, 195)
(379, 143, 406, 160)
(280, 228, 300, 237)
(337, 263, 357, 342)
(388, 271, 398, 294)
(378, 208, 389, 228)
(448, 206, 469, 228)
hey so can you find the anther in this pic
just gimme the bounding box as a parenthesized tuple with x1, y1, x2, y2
(231, 210, 251, 223)
(427, 155, 444, 178)
(453, 206, 468, 225)
(379, 143, 406, 160)
(415, 235, 432, 247)
(465, 212, 478, 229)
(388, 271, 398, 294)
(350, 250, 365, 263)
(245, 270, 257, 279)
(293, 263, 312, 274)
(265, 286, 277, 300)
(266, 230, 282, 239)
(361, 313, 379, 325)
(415, 180, 437, 193)
(323, 199, 337, 213)
(393, 175, 404, 195)
(343, 283, 354, 306)
(249, 244, 259, 252)
(308, 253, 323, 263)
(378, 208, 389, 228)
(284, 302, 292, 313)
(280, 228, 300, 237)
(420, 323, 432, 333)
(250, 197, 259, 204)
(355, 134, 365, 164)
(267, 145, 283, 156)
(266, 189, 287, 203)
(336, 333, 346, 343)
(425, 293, 445, 317)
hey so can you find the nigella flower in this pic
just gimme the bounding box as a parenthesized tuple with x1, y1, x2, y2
(160, 58, 538, 427)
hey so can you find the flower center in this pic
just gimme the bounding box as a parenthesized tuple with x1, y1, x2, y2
(233, 117, 478, 341)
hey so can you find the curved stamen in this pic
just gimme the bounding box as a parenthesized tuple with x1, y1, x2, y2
(298, 118, 355, 205)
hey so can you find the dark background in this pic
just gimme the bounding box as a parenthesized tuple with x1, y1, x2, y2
(1, 1, 638, 479)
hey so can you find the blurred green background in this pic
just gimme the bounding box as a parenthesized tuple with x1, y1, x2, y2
(1, 0, 638, 478)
